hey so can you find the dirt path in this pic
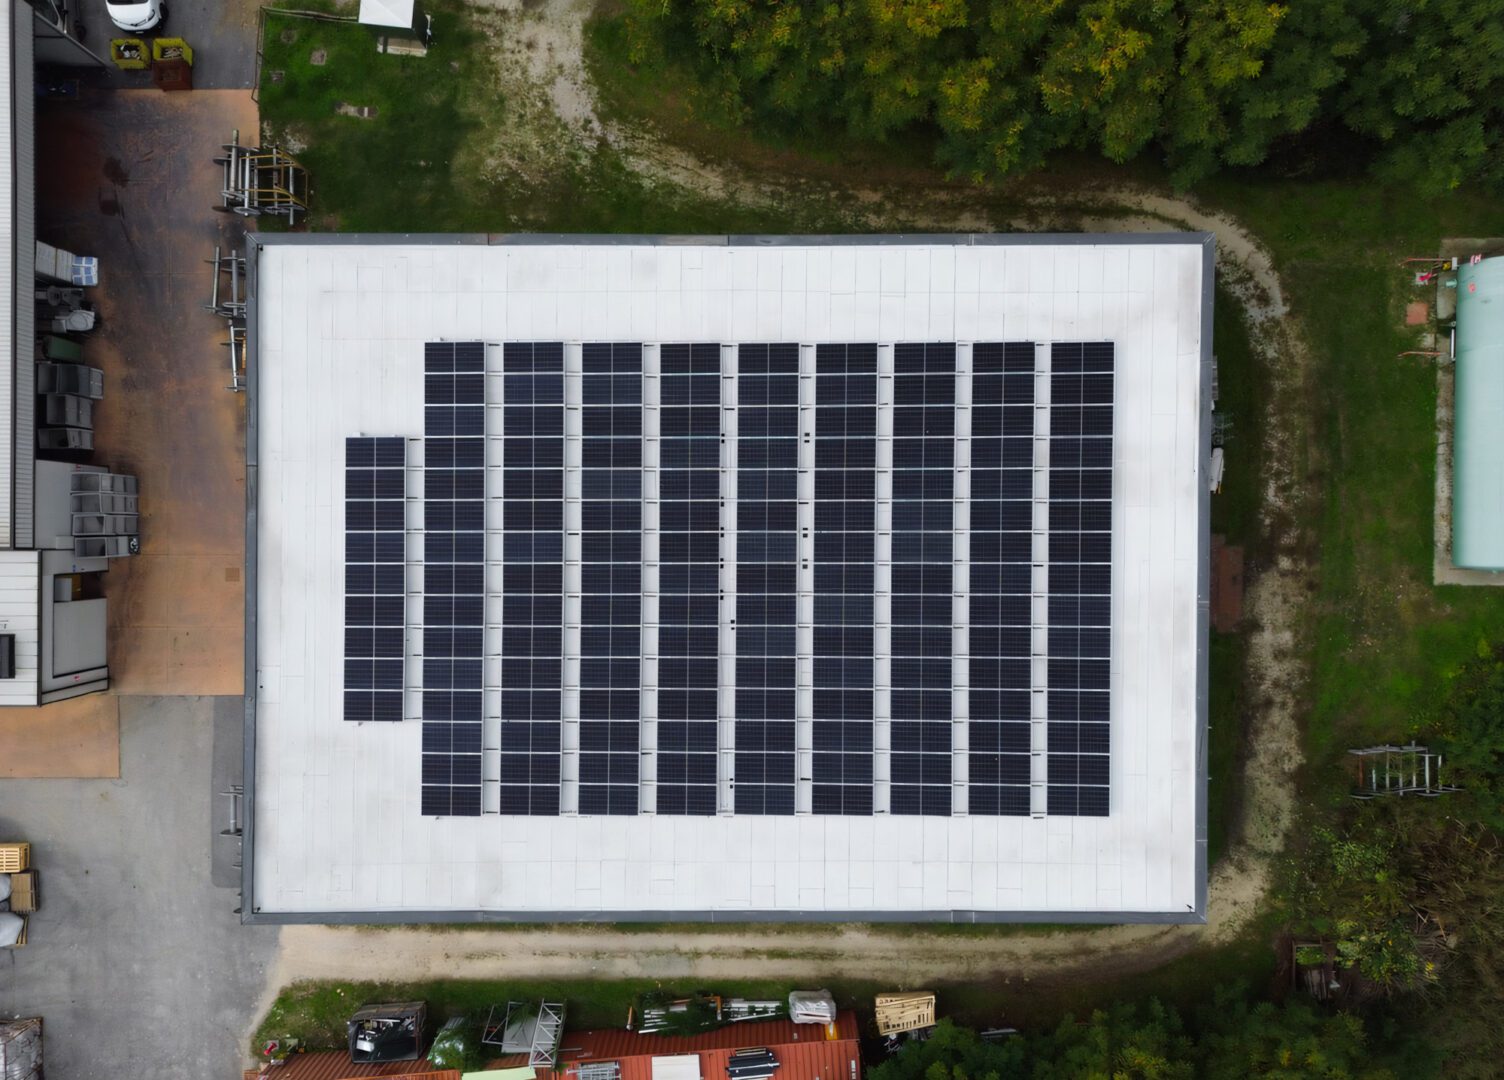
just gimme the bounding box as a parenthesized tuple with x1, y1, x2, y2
(246, 0, 1317, 1040)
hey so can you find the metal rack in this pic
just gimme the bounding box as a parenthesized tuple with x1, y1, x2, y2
(206, 242, 249, 391)
(206, 245, 246, 320)
(70, 470, 139, 558)
(1349, 743, 1462, 799)
(214, 128, 309, 223)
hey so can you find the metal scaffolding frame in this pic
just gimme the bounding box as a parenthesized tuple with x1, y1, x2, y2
(214, 128, 310, 224)
(1348, 743, 1462, 799)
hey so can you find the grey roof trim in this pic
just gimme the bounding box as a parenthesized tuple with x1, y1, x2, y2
(240, 905, 1202, 926)
(240, 232, 261, 922)
(251, 231, 1211, 249)
(1194, 233, 1214, 924)
(240, 230, 1214, 925)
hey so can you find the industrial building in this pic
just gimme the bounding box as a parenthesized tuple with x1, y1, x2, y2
(0, 2, 135, 707)
(243, 233, 1213, 923)
(1450, 255, 1504, 571)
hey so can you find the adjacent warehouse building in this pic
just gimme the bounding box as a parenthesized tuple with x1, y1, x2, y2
(1451, 255, 1504, 570)
(243, 233, 1213, 923)
(0, 2, 131, 707)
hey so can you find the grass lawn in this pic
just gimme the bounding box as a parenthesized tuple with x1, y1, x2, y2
(1193, 178, 1504, 769)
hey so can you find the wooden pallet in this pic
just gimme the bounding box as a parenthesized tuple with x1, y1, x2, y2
(0, 843, 28, 874)
(874, 992, 936, 1035)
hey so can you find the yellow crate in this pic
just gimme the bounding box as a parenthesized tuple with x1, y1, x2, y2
(110, 38, 148, 70)
(152, 37, 194, 65)
(0, 843, 30, 873)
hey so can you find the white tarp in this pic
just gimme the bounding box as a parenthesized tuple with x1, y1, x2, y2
(788, 990, 836, 1025)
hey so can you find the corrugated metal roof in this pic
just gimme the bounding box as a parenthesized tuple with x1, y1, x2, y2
(486, 1011, 862, 1080)
(241, 1051, 458, 1080)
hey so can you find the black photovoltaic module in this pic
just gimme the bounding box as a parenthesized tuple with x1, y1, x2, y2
(578, 342, 644, 816)
(810, 343, 877, 815)
(733, 343, 799, 815)
(378, 337, 1116, 820)
(420, 340, 487, 817)
(1045, 341, 1114, 817)
(967, 343, 1037, 815)
(497, 342, 565, 815)
(344, 436, 406, 723)
(656, 343, 721, 815)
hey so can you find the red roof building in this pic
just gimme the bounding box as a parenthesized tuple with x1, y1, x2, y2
(242, 1013, 862, 1080)
(512, 1011, 862, 1080)
(242, 1055, 457, 1080)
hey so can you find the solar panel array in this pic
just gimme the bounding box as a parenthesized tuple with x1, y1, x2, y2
(579, 342, 642, 816)
(1046, 342, 1114, 817)
(344, 436, 406, 723)
(968, 342, 1037, 815)
(657, 343, 722, 815)
(733, 344, 799, 815)
(420, 341, 486, 817)
(347, 339, 1118, 820)
(890, 343, 956, 816)
(498, 342, 564, 815)
(811, 344, 876, 815)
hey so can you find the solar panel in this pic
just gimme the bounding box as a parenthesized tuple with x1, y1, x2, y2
(733, 344, 798, 815)
(578, 342, 642, 816)
(420, 340, 487, 817)
(344, 436, 406, 724)
(497, 342, 565, 816)
(811, 344, 876, 815)
(1046, 341, 1113, 818)
(968, 343, 1036, 815)
(656, 343, 721, 816)
(889, 343, 955, 816)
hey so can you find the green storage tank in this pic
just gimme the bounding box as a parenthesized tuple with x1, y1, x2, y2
(1453, 256, 1504, 569)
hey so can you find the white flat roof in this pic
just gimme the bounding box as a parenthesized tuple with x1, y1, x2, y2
(358, 0, 415, 29)
(246, 235, 1211, 922)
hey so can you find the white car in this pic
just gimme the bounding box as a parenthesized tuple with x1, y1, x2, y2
(105, 0, 164, 32)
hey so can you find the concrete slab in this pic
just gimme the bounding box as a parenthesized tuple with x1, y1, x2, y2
(37, 89, 256, 694)
(0, 697, 279, 1079)
(0, 694, 119, 777)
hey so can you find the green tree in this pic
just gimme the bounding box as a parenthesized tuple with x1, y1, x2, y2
(1431, 651, 1504, 826)
(1197, 989, 1399, 1079)
(1337, 0, 1504, 192)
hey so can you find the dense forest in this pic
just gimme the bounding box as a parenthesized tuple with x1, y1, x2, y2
(625, 0, 1504, 191)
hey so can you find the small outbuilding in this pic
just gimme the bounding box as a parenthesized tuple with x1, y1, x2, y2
(1453, 256, 1504, 569)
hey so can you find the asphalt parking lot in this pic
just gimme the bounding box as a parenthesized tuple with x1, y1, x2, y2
(76, 0, 262, 89)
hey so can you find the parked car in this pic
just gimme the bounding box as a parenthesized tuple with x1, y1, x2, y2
(104, 0, 164, 32)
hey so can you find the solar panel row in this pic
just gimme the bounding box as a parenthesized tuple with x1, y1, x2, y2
(656, 343, 722, 815)
(733, 343, 800, 815)
(386, 339, 1115, 819)
(498, 341, 565, 815)
(1045, 341, 1114, 817)
(420, 340, 487, 817)
(968, 342, 1037, 815)
(890, 343, 956, 816)
(344, 436, 406, 723)
(578, 342, 643, 816)
(811, 343, 877, 815)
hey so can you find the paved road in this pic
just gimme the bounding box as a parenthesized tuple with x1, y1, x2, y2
(70, 0, 263, 89)
(0, 698, 278, 1078)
